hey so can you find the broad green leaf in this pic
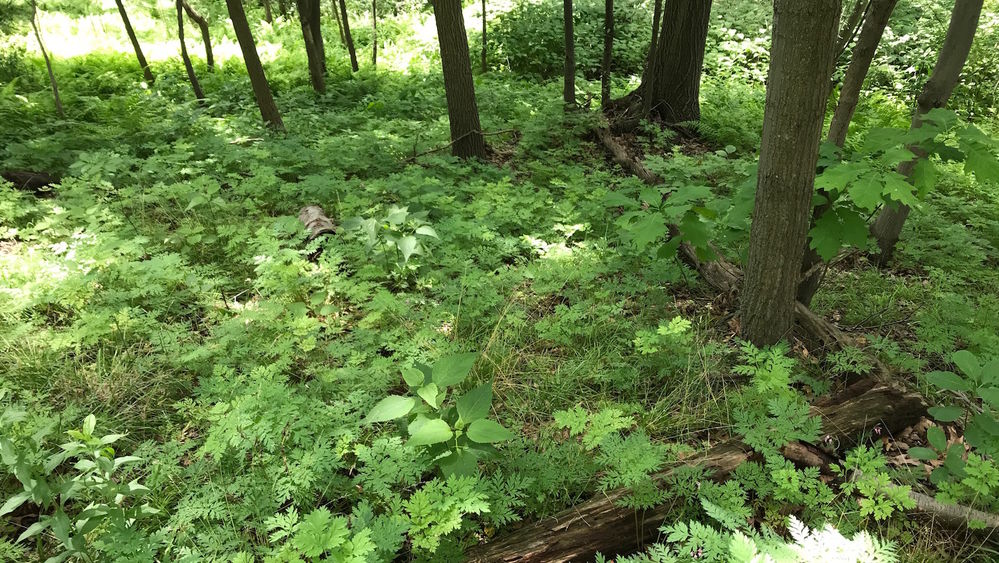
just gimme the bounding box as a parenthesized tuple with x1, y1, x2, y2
(808, 206, 868, 261)
(984, 360, 999, 384)
(417, 383, 440, 409)
(972, 413, 999, 437)
(965, 148, 999, 183)
(402, 366, 426, 387)
(466, 419, 516, 443)
(603, 190, 637, 208)
(17, 519, 50, 543)
(846, 174, 885, 211)
(407, 417, 453, 447)
(365, 395, 415, 423)
(432, 352, 478, 387)
(928, 405, 963, 422)
(925, 370, 970, 392)
(438, 449, 480, 477)
(815, 162, 862, 194)
(415, 225, 439, 239)
(398, 236, 419, 263)
(881, 174, 918, 206)
(944, 444, 967, 477)
(629, 213, 668, 249)
(908, 447, 938, 461)
(678, 214, 712, 256)
(977, 387, 999, 410)
(385, 206, 409, 225)
(911, 159, 937, 198)
(83, 414, 96, 436)
(952, 350, 982, 379)
(926, 426, 946, 451)
(0, 491, 30, 517)
(456, 382, 493, 423)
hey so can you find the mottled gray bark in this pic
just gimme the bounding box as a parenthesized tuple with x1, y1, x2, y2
(640, 0, 712, 122)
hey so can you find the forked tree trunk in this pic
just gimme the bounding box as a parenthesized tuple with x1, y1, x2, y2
(600, 0, 613, 109)
(181, 0, 214, 72)
(114, 0, 155, 83)
(836, 0, 868, 54)
(563, 0, 575, 107)
(871, 0, 984, 265)
(225, 0, 285, 129)
(30, 1, 64, 118)
(177, 0, 206, 101)
(372, 0, 378, 68)
(263, 0, 273, 22)
(797, 0, 897, 306)
(432, 0, 487, 159)
(740, 0, 842, 346)
(640, 0, 712, 123)
(297, 0, 326, 92)
(339, 0, 359, 71)
(480, 0, 487, 72)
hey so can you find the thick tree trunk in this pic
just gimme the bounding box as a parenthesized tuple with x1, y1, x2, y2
(372, 0, 378, 68)
(181, 0, 214, 72)
(467, 379, 926, 562)
(298, 0, 327, 92)
(562, 0, 575, 107)
(339, 0, 359, 71)
(797, 0, 897, 306)
(740, 0, 841, 346)
(600, 0, 613, 109)
(225, 0, 285, 130)
(871, 0, 983, 265)
(432, 0, 487, 159)
(640, 0, 712, 123)
(480, 0, 487, 72)
(114, 0, 155, 83)
(177, 0, 206, 101)
(263, 0, 273, 22)
(30, 2, 63, 118)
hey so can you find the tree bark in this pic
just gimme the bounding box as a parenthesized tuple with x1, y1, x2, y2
(331, 0, 346, 46)
(181, 1, 214, 72)
(298, 0, 327, 92)
(639, 0, 712, 123)
(263, 0, 273, 22)
(432, 0, 487, 159)
(836, 0, 868, 54)
(309, 0, 326, 73)
(740, 0, 842, 346)
(30, 1, 64, 118)
(372, 0, 378, 68)
(480, 0, 487, 72)
(177, 0, 206, 102)
(225, 0, 285, 130)
(339, 0, 359, 71)
(114, 0, 155, 84)
(871, 0, 983, 265)
(797, 0, 897, 306)
(600, 0, 613, 110)
(645, 0, 663, 78)
(562, 0, 575, 107)
(466, 379, 926, 562)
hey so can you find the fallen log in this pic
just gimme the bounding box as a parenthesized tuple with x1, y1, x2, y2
(298, 205, 336, 240)
(466, 381, 926, 562)
(1, 170, 59, 194)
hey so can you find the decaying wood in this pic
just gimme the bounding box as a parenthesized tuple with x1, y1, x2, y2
(2, 170, 59, 194)
(298, 205, 336, 240)
(466, 382, 926, 562)
(909, 491, 999, 530)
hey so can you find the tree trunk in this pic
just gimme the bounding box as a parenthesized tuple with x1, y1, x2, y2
(339, 0, 359, 71)
(181, 1, 214, 72)
(30, 1, 64, 118)
(298, 0, 327, 92)
(279, 0, 288, 17)
(309, 0, 326, 73)
(331, 0, 346, 46)
(562, 0, 575, 107)
(600, 0, 613, 109)
(480, 0, 487, 72)
(740, 0, 842, 347)
(114, 0, 155, 83)
(797, 0, 897, 306)
(225, 0, 285, 130)
(177, 0, 206, 101)
(644, 0, 663, 79)
(466, 379, 926, 562)
(432, 0, 487, 159)
(836, 0, 868, 54)
(372, 0, 378, 68)
(263, 0, 273, 22)
(871, 0, 983, 265)
(640, 0, 712, 123)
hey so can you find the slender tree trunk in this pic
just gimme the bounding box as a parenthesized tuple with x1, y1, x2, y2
(308, 0, 326, 73)
(225, 0, 285, 129)
(331, 0, 346, 45)
(601, 0, 613, 109)
(339, 0, 359, 71)
(836, 0, 868, 53)
(563, 0, 575, 107)
(740, 0, 842, 346)
(646, 0, 663, 76)
(177, 0, 206, 101)
(297, 0, 326, 92)
(372, 0, 378, 68)
(279, 0, 288, 16)
(181, 1, 214, 71)
(30, 1, 64, 118)
(263, 0, 273, 22)
(640, 0, 712, 122)
(796, 0, 897, 305)
(480, 0, 487, 72)
(871, 0, 983, 265)
(432, 0, 487, 159)
(114, 0, 155, 83)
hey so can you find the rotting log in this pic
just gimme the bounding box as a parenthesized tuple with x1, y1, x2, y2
(1, 170, 59, 194)
(466, 381, 926, 562)
(299, 205, 336, 240)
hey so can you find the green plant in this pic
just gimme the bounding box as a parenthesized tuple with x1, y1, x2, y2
(343, 205, 439, 287)
(832, 446, 915, 522)
(364, 353, 516, 476)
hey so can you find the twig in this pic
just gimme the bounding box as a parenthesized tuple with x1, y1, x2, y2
(404, 129, 519, 163)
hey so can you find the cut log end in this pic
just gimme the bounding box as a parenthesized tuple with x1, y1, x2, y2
(298, 205, 336, 241)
